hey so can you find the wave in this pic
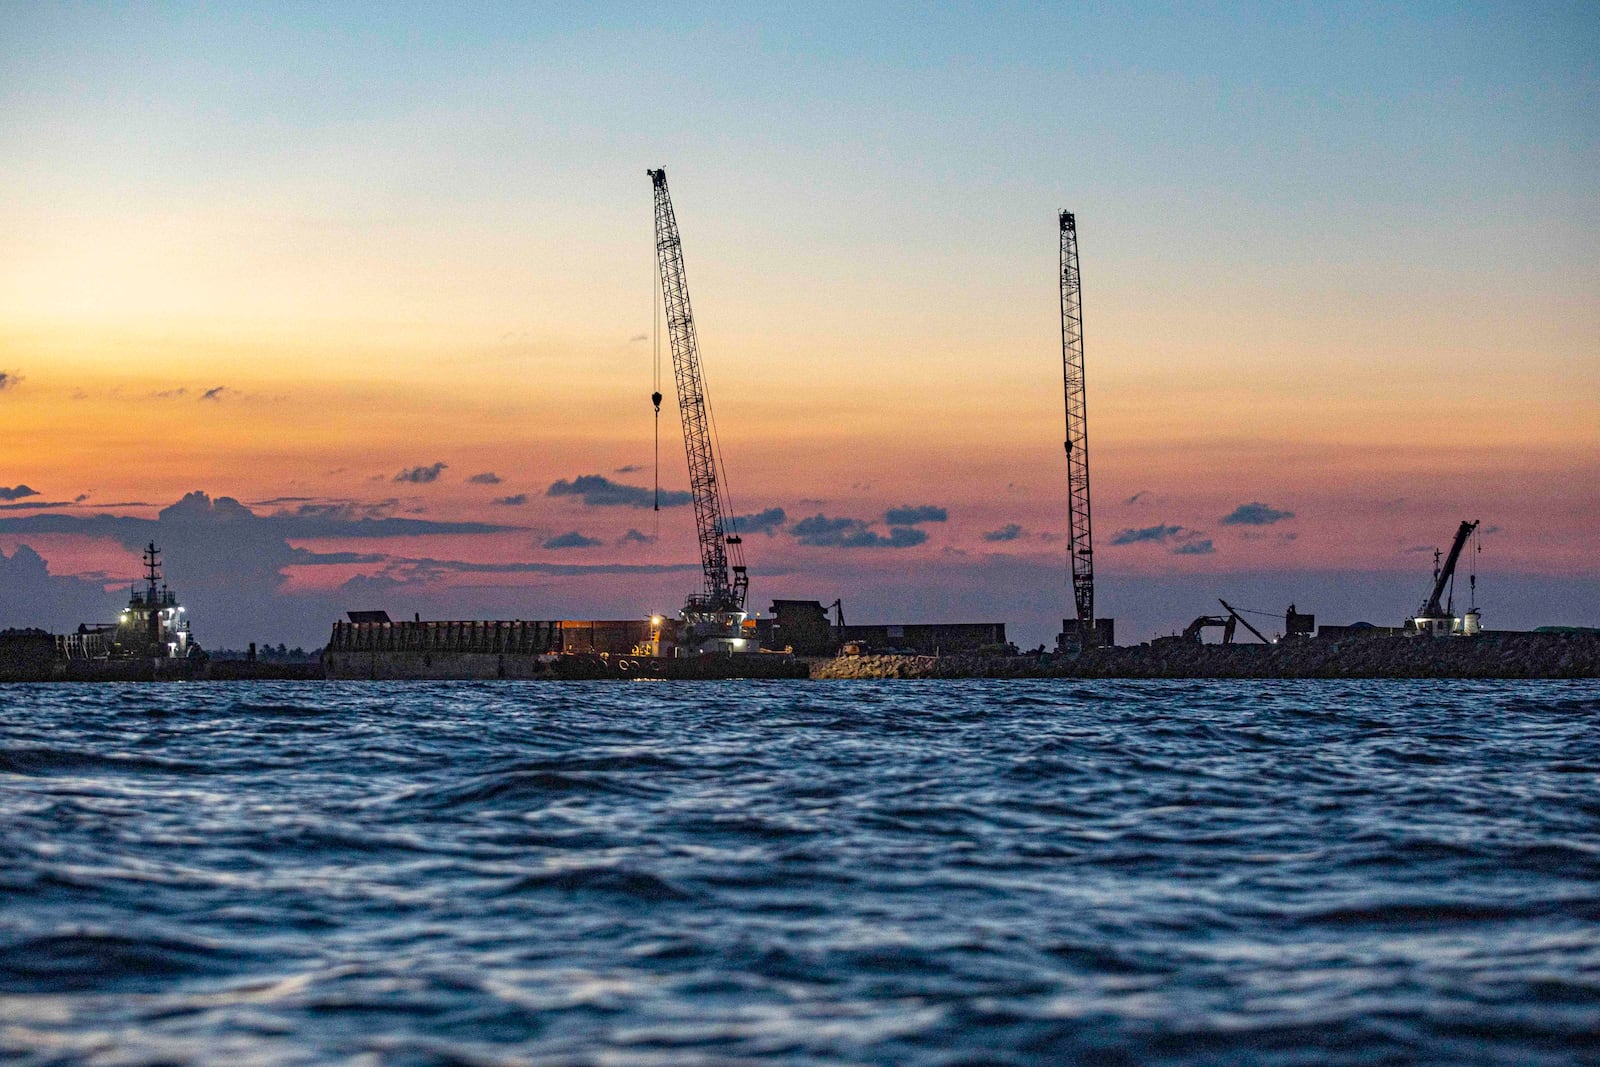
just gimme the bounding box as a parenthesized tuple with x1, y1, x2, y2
(494, 865, 695, 903)
(0, 745, 205, 776)
(0, 931, 242, 993)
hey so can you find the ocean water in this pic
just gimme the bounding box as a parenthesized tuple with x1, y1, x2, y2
(1, 680, 1596, 1066)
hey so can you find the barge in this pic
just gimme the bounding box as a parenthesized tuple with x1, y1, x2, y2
(322, 613, 807, 680)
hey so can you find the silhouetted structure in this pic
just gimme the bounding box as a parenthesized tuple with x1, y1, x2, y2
(1056, 211, 1111, 650)
(650, 168, 749, 655)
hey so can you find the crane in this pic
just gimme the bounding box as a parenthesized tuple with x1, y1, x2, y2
(1408, 520, 1479, 636)
(1058, 211, 1098, 650)
(648, 168, 749, 645)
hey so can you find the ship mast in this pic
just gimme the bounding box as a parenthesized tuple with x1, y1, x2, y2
(143, 541, 162, 595)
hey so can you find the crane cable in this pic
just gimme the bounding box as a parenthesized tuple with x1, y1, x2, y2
(1231, 604, 1292, 619)
(703, 363, 741, 546)
(1469, 522, 1482, 611)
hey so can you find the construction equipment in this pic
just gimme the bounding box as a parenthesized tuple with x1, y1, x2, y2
(1218, 599, 1270, 643)
(1176, 599, 1271, 645)
(1056, 210, 1101, 651)
(1181, 615, 1238, 644)
(1284, 603, 1316, 639)
(648, 168, 749, 650)
(1407, 520, 1480, 637)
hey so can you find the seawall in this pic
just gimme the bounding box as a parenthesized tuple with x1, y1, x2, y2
(813, 632, 1600, 680)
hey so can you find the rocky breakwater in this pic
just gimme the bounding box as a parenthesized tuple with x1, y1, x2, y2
(812, 631, 1600, 680)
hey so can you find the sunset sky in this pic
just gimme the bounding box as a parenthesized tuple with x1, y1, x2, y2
(2, 3, 1596, 648)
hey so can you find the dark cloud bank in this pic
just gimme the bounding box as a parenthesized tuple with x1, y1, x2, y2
(548, 474, 691, 509)
(543, 531, 603, 550)
(1109, 524, 1186, 546)
(1221, 502, 1295, 526)
(395, 462, 448, 484)
(884, 505, 947, 526)
(791, 515, 927, 549)
(0, 486, 734, 648)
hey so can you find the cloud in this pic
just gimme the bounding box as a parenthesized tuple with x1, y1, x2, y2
(0, 500, 73, 511)
(364, 556, 700, 579)
(983, 523, 1025, 542)
(628, 334, 648, 343)
(618, 528, 657, 545)
(0, 545, 118, 633)
(0, 492, 640, 648)
(1125, 490, 1152, 505)
(1220, 502, 1295, 526)
(614, 464, 643, 474)
(0, 371, 19, 391)
(0, 485, 40, 501)
(467, 472, 503, 485)
(394, 462, 448, 484)
(248, 496, 318, 506)
(791, 514, 928, 549)
(542, 531, 603, 550)
(269, 499, 402, 523)
(286, 548, 388, 566)
(548, 474, 690, 509)
(1173, 539, 1215, 555)
(494, 494, 529, 506)
(154, 387, 188, 399)
(885, 505, 948, 526)
(1109, 524, 1187, 546)
(74, 494, 89, 503)
(200, 386, 226, 401)
(0, 494, 517, 543)
(730, 507, 787, 535)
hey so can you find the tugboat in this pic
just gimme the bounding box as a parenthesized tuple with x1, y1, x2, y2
(114, 542, 197, 658)
(3, 541, 203, 680)
(57, 542, 199, 662)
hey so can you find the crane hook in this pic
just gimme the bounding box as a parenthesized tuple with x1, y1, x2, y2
(651, 391, 662, 413)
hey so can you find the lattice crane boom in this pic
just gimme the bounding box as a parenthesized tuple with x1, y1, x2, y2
(648, 168, 747, 615)
(1060, 211, 1096, 649)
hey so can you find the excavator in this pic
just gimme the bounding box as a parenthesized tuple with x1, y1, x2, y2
(1176, 599, 1271, 645)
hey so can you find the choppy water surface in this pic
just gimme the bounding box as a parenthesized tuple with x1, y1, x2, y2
(2, 680, 1597, 1065)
